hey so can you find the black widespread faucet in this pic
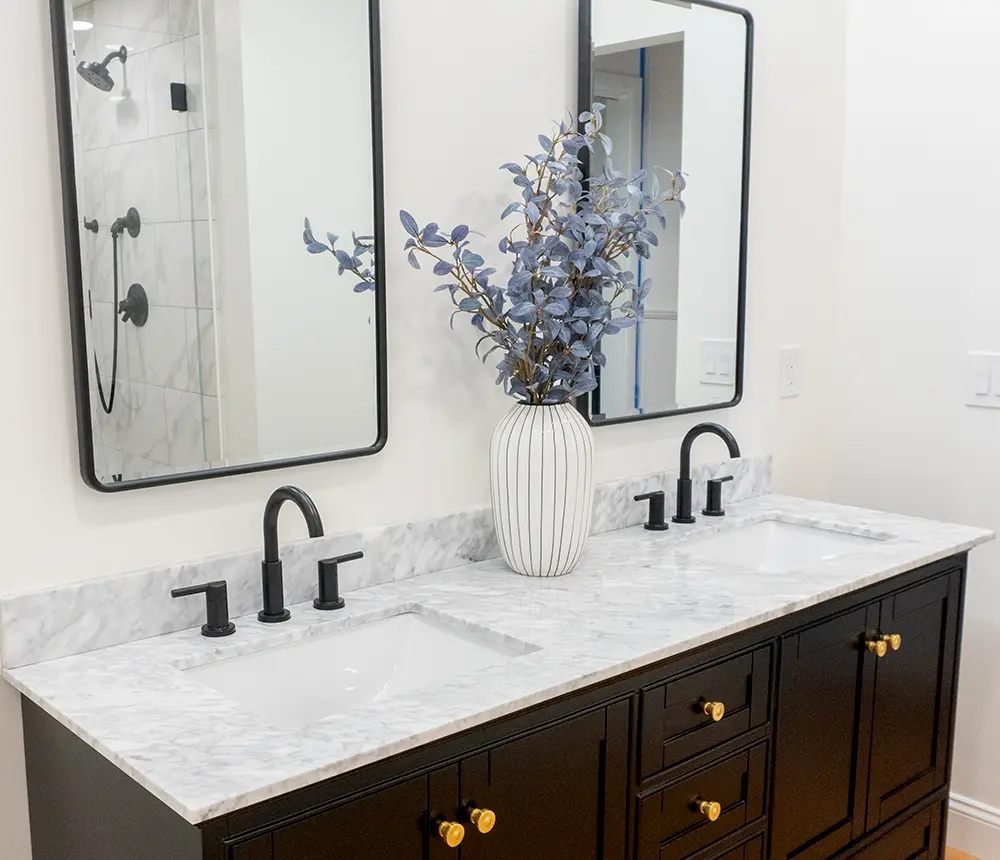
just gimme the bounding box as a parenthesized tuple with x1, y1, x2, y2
(259, 486, 325, 623)
(673, 423, 741, 524)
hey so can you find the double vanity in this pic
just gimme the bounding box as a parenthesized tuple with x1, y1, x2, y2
(3, 464, 991, 860)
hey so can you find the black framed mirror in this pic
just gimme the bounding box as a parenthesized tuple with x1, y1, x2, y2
(577, 0, 752, 426)
(50, 0, 387, 492)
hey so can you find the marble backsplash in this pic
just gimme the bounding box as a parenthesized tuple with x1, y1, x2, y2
(0, 454, 770, 669)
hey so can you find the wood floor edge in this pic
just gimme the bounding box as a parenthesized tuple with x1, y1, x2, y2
(945, 848, 983, 860)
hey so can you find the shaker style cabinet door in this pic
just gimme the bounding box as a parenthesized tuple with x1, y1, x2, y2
(769, 603, 880, 860)
(458, 702, 630, 860)
(866, 572, 962, 828)
(268, 770, 459, 860)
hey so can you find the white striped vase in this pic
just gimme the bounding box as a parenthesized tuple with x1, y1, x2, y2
(489, 402, 594, 577)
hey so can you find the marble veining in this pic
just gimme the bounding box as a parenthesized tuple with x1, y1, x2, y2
(2, 494, 990, 825)
(0, 455, 771, 668)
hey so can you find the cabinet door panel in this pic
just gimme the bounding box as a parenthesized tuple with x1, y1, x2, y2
(272, 776, 429, 860)
(460, 703, 629, 860)
(770, 603, 879, 860)
(867, 573, 961, 827)
(845, 801, 943, 860)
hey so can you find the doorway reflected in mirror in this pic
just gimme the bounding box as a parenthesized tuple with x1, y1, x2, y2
(583, 0, 751, 423)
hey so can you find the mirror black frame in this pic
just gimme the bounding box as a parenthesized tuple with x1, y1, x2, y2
(49, 0, 389, 492)
(575, 0, 753, 426)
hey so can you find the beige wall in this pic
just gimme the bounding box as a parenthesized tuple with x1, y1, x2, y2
(0, 0, 847, 854)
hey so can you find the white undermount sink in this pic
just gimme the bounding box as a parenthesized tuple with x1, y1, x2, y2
(681, 520, 887, 573)
(184, 611, 535, 726)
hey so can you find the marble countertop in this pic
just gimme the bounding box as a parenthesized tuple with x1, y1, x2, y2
(3, 495, 992, 825)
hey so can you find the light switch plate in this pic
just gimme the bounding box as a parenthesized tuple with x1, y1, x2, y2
(701, 339, 736, 386)
(780, 346, 802, 398)
(965, 352, 1000, 408)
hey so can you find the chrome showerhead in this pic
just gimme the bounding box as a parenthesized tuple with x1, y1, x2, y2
(76, 46, 127, 92)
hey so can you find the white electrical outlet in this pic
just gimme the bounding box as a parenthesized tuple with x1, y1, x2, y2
(780, 347, 802, 398)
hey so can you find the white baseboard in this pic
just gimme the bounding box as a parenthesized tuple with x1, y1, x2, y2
(949, 792, 1000, 856)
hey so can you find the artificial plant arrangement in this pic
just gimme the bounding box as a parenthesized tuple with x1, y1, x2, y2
(302, 103, 684, 405)
(304, 103, 684, 578)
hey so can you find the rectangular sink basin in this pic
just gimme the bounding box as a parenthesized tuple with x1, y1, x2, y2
(184, 611, 535, 726)
(682, 520, 886, 573)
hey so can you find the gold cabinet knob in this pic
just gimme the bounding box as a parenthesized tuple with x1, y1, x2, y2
(468, 807, 497, 834)
(866, 638, 888, 657)
(881, 633, 902, 652)
(437, 820, 465, 848)
(702, 701, 726, 722)
(697, 799, 722, 822)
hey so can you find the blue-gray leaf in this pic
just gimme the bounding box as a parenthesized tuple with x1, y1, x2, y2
(306, 241, 329, 254)
(451, 225, 470, 243)
(407, 249, 420, 270)
(434, 261, 454, 276)
(508, 302, 537, 323)
(400, 210, 419, 237)
(501, 202, 523, 220)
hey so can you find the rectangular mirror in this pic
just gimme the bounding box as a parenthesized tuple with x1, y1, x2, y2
(578, 0, 752, 425)
(51, 0, 387, 491)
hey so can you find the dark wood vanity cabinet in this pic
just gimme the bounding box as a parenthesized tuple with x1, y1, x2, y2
(770, 570, 961, 860)
(226, 704, 630, 860)
(22, 556, 967, 860)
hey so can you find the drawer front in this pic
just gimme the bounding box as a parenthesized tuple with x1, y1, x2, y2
(844, 801, 943, 860)
(636, 743, 767, 860)
(710, 834, 763, 860)
(640, 647, 771, 780)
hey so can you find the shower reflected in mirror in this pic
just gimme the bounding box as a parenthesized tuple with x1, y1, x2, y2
(76, 45, 126, 92)
(54, 0, 387, 490)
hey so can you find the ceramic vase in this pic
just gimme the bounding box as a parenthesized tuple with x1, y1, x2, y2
(489, 402, 594, 577)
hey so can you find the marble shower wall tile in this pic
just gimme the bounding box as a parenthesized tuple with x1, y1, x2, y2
(0, 455, 770, 668)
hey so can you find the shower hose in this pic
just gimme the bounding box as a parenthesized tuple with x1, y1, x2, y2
(93, 230, 122, 415)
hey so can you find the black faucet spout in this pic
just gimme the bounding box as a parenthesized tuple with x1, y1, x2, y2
(674, 423, 741, 524)
(259, 486, 324, 623)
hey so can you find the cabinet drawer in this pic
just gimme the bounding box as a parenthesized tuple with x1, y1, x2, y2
(640, 647, 771, 780)
(636, 743, 767, 860)
(709, 834, 763, 860)
(844, 800, 943, 860)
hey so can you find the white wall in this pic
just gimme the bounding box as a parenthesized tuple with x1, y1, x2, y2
(594, 0, 746, 411)
(241, 0, 379, 458)
(0, 0, 846, 855)
(835, 0, 1000, 853)
(639, 41, 684, 412)
(665, 7, 746, 408)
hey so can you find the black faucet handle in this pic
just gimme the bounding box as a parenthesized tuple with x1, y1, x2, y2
(634, 491, 669, 531)
(171, 581, 236, 638)
(703, 475, 735, 518)
(314, 551, 364, 611)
